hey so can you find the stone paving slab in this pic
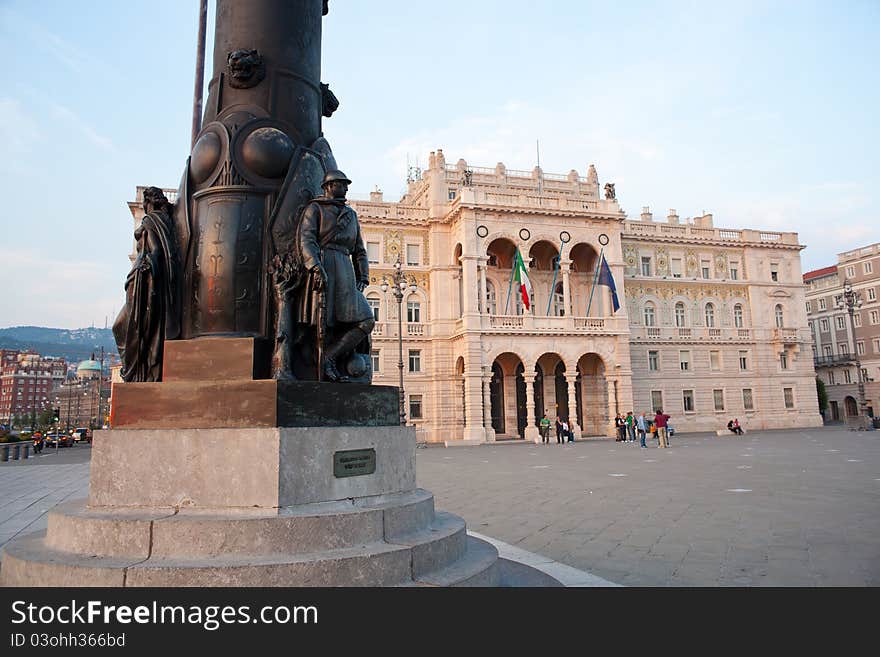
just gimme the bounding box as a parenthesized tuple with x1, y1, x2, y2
(2, 426, 878, 586)
(416, 427, 880, 586)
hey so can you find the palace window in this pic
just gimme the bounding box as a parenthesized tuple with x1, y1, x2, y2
(710, 350, 720, 371)
(679, 350, 690, 372)
(846, 266, 855, 278)
(783, 387, 795, 409)
(671, 258, 683, 278)
(820, 318, 829, 332)
(651, 391, 663, 412)
(835, 316, 845, 330)
(775, 304, 785, 328)
(674, 302, 686, 327)
(485, 282, 497, 315)
(854, 313, 862, 327)
(739, 350, 748, 370)
(683, 389, 695, 412)
(823, 345, 832, 358)
(729, 262, 739, 280)
(780, 353, 788, 370)
(818, 298, 826, 311)
(408, 350, 421, 373)
(871, 310, 880, 325)
(409, 394, 423, 419)
(868, 288, 877, 302)
(641, 257, 652, 277)
(367, 242, 380, 264)
(705, 303, 715, 328)
(407, 299, 421, 323)
(839, 343, 848, 356)
(857, 341, 865, 355)
(770, 263, 779, 282)
(648, 350, 659, 371)
(701, 260, 711, 279)
(367, 294, 380, 322)
(713, 389, 725, 411)
(734, 304, 744, 328)
(844, 369, 852, 384)
(742, 388, 754, 411)
(406, 244, 420, 267)
(865, 261, 874, 275)
(805, 301, 812, 313)
(371, 350, 380, 373)
(643, 302, 656, 327)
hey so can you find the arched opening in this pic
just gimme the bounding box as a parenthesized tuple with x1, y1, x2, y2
(644, 301, 656, 326)
(486, 238, 519, 314)
(734, 303, 744, 328)
(705, 302, 715, 328)
(490, 362, 505, 434)
(569, 243, 599, 316)
(493, 352, 527, 439)
(675, 302, 686, 327)
(576, 353, 608, 436)
(535, 352, 565, 426)
(528, 241, 560, 316)
(775, 304, 785, 328)
(844, 395, 858, 417)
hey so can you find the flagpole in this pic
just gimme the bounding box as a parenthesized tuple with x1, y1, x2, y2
(504, 249, 518, 315)
(585, 247, 604, 317)
(545, 242, 563, 316)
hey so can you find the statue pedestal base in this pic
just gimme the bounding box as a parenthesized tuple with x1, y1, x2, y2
(0, 426, 500, 587)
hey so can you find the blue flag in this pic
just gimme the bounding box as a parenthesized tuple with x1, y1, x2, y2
(597, 254, 620, 313)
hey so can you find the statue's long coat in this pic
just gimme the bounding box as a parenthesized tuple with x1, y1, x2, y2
(295, 198, 371, 328)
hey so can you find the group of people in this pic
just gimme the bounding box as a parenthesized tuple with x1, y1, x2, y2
(615, 410, 672, 449)
(727, 418, 745, 435)
(539, 414, 574, 444)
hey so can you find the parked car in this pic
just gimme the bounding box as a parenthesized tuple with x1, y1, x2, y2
(45, 433, 73, 447)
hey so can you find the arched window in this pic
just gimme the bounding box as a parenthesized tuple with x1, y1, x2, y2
(643, 302, 656, 327)
(407, 295, 421, 323)
(734, 304, 743, 328)
(674, 302, 686, 327)
(705, 303, 715, 327)
(367, 294, 380, 322)
(775, 304, 784, 328)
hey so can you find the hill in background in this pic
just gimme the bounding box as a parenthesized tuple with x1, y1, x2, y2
(0, 326, 118, 365)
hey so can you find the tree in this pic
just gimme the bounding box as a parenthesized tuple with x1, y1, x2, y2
(816, 376, 828, 415)
(36, 408, 55, 431)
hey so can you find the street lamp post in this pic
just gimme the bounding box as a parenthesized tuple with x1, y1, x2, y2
(836, 280, 872, 430)
(94, 346, 105, 429)
(381, 256, 417, 426)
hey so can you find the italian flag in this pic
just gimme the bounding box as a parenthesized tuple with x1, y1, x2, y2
(514, 248, 532, 311)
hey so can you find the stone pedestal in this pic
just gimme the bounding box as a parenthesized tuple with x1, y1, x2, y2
(0, 338, 500, 587)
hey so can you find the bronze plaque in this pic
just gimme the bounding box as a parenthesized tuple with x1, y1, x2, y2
(333, 448, 376, 478)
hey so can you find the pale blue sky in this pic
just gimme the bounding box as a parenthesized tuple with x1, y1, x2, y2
(1, 0, 877, 329)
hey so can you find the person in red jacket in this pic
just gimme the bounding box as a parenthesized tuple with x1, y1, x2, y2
(654, 409, 671, 448)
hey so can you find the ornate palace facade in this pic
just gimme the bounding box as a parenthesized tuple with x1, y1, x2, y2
(352, 150, 822, 443)
(129, 151, 822, 442)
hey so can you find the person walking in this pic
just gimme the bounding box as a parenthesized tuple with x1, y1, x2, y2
(636, 411, 648, 449)
(555, 415, 564, 444)
(625, 411, 636, 442)
(614, 413, 626, 442)
(654, 408, 671, 448)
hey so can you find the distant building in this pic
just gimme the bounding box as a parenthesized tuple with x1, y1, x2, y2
(50, 356, 110, 430)
(0, 350, 67, 426)
(805, 242, 880, 423)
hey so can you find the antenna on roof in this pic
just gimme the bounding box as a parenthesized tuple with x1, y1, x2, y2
(536, 139, 541, 168)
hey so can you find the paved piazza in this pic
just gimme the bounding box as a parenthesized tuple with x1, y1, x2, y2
(0, 426, 877, 586)
(417, 426, 880, 586)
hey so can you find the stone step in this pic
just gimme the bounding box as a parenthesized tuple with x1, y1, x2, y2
(411, 536, 500, 587)
(386, 511, 467, 578)
(1, 531, 415, 586)
(45, 489, 436, 558)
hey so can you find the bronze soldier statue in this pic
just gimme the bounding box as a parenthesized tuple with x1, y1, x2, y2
(295, 170, 374, 382)
(112, 187, 180, 382)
